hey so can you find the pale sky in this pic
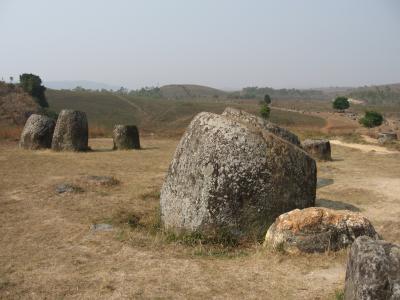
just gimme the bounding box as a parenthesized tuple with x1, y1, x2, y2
(1, 0, 399, 89)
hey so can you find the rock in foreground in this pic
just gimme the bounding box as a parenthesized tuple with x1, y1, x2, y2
(222, 107, 301, 146)
(113, 125, 140, 150)
(19, 114, 55, 149)
(344, 236, 400, 300)
(264, 207, 378, 253)
(302, 139, 331, 160)
(160, 111, 316, 239)
(51, 110, 89, 151)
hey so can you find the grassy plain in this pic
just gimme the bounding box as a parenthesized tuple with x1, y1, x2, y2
(1, 137, 399, 299)
(45, 89, 326, 137)
(1, 89, 400, 299)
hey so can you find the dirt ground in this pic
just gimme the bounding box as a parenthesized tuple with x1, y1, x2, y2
(1, 137, 399, 299)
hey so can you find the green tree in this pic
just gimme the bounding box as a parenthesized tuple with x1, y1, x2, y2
(359, 111, 383, 128)
(260, 104, 270, 119)
(332, 96, 350, 111)
(19, 73, 48, 107)
(264, 94, 271, 104)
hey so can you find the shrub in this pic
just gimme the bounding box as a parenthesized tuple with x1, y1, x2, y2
(359, 111, 383, 128)
(260, 104, 270, 119)
(333, 96, 350, 111)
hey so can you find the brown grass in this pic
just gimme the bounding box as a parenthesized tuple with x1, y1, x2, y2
(1, 137, 399, 299)
(89, 125, 110, 138)
(0, 126, 22, 140)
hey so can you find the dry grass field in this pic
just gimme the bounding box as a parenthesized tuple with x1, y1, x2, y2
(1, 136, 399, 299)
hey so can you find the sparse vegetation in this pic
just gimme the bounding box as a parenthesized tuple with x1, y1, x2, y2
(260, 103, 271, 119)
(334, 289, 344, 300)
(333, 96, 350, 111)
(359, 110, 383, 128)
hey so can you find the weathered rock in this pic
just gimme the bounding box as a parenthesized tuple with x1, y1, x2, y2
(19, 114, 55, 149)
(302, 139, 331, 160)
(264, 207, 378, 253)
(91, 223, 113, 232)
(222, 107, 301, 146)
(55, 183, 84, 194)
(51, 110, 89, 151)
(113, 125, 140, 150)
(344, 236, 400, 300)
(378, 132, 397, 144)
(160, 111, 316, 239)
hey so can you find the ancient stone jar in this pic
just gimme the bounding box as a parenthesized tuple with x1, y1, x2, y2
(344, 236, 400, 300)
(19, 114, 55, 149)
(222, 107, 301, 146)
(160, 110, 317, 240)
(264, 207, 378, 253)
(51, 109, 89, 151)
(301, 139, 331, 160)
(112, 125, 140, 150)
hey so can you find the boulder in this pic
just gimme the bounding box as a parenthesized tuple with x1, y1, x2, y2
(222, 107, 301, 146)
(19, 114, 55, 149)
(264, 207, 378, 253)
(113, 125, 140, 150)
(344, 236, 400, 300)
(160, 111, 316, 239)
(51, 110, 89, 151)
(302, 139, 331, 160)
(378, 132, 397, 144)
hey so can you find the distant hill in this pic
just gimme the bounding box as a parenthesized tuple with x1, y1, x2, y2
(45, 89, 325, 136)
(160, 84, 227, 99)
(0, 82, 39, 126)
(45, 80, 121, 91)
(230, 86, 328, 101)
(345, 83, 400, 105)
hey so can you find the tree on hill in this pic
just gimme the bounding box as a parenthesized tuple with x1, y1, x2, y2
(19, 73, 48, 107)
(264, 94, 271, 104)
(359, 111, 383, 128)
(332, 96, 350, 111)
(260, 104, 270, 119)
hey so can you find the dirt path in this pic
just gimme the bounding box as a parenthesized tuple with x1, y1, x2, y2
(115, 94, 149, 117)
(317, 143, 400, 244)
(330, 139, 399, 154)
(271, 106, 359, 134)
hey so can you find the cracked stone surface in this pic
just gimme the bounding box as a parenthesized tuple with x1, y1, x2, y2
(160, 110, 316, 239)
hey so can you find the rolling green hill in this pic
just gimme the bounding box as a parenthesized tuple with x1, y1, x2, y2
(45, 89, 325, 136)
(160, 84, 227, 99)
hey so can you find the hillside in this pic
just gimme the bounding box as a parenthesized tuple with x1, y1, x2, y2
(45, 89, 325, 136)
(160, 84, 227, 99)
(45, 80, 120, 91)
(0, 82, 39, 126)
(345, 83, 400, 105)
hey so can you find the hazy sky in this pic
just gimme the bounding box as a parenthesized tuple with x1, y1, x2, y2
(1, 0, 400, 89)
